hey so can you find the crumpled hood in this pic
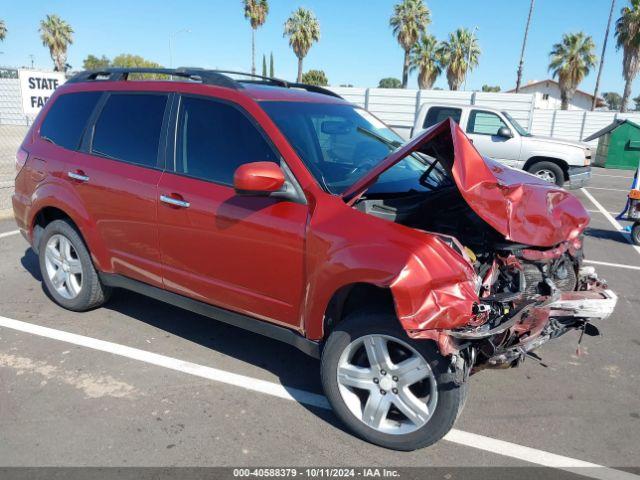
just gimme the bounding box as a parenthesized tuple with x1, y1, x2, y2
(342, 119, 590, 247)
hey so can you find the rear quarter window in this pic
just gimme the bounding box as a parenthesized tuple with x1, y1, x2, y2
(422, 107, 462, 129)
(39, 92, 102, 150)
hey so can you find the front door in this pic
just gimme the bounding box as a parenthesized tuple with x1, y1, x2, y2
(157, 95, 308, 328)
(465, 109, 522, 166)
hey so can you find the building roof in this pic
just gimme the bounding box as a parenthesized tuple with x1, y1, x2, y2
(507, 79, 606, 108)
(583, 119, 640, 142)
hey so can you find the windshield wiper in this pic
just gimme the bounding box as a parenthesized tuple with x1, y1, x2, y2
(356, 127, 402, 149)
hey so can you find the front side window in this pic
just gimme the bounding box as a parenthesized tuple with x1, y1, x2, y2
(422, 107, 462, 129)
(466, 110, 507, 136)
(92, 93, 168, 168)
(40, 92, 102, 150)
(175, 96, 278, 185)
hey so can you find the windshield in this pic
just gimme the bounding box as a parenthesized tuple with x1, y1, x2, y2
(502, 111, 531, 136)
(260, 101, 449, 195)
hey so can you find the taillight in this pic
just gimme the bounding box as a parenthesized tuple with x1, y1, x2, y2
(16, 148, 28, 175)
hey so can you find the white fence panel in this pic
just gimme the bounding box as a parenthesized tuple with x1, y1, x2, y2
(327, 87, 366, 108)
(418, 90, 473, 106)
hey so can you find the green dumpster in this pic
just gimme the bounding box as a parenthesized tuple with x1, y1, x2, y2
(583, 119, 640, 170)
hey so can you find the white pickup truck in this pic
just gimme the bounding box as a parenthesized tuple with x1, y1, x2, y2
(411, 103, 592, 188)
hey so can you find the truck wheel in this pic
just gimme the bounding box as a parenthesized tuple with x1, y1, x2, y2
(632, 222, 640, 246)
(38, 219, 111, 311)
(527, 161, 565, 186)
(321, 312, 466, 451)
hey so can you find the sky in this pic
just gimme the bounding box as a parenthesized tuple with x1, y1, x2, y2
(0, 0, 633, 97)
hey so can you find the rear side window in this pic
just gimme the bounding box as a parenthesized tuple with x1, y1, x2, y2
(40, 92, 102, 150)
(92, 93, 168, 168)
(175, 96, 278, 185)
(422, 107, 462, 129)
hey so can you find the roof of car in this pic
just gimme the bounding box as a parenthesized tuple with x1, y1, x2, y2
(240, 83, 347, 104)
(65, 68, 347, 105)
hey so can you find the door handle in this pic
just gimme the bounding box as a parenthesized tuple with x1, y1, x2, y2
(160, 194, 190, 208)
(68, 170, 89, 182)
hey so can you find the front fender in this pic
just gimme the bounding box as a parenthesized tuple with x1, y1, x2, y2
(303, 204, 480, 340)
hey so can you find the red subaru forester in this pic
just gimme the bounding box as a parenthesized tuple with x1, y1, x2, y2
(13, 68, 617, 451)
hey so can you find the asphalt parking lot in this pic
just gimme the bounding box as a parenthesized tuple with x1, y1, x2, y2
(0, 169, 638, 477)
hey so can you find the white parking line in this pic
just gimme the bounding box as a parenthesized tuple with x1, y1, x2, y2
(0, 230, 19, 239)
(584, 259, 640, 271)
(581, 188, 640, 258)
(0, 315, 636, 480)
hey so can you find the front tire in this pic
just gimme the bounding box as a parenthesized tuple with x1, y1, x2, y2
(38, 219, 111, 311)
(321, 312, 466, 451)
(527, 161, 565, 187)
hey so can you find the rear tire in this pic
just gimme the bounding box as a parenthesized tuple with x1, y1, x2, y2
(321, 312, 466, 451)
(38, 219, 111, 311)
(527, 161, 565, 187)
(632, 222, 640, 246)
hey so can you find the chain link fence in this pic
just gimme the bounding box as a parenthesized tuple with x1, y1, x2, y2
(1, 74, 32, 213)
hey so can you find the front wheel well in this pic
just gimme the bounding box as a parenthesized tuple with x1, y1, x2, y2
(323, 283, 396, 339)
(523, 156, 569, 181)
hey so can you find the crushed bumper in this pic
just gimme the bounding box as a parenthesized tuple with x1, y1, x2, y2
(444, 269, 617, 369)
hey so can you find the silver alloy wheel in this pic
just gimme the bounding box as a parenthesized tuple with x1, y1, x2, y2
(336, 334, 438, 435)
(534, 168, 556, 183)
(44, 234, 83, 299)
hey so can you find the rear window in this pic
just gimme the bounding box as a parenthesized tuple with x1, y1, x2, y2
(422, 107, 462, 129)
(92, 93, 168, 168)
(39, 92, 102, 150)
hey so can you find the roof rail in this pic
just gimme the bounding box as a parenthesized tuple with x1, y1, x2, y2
(65, 67, 343, 99)
(66, 67, 240, 89)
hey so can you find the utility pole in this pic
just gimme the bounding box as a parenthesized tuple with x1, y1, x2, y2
(516, 0, 535, 93)
(592, 0, 616, 111)
(29, 54, 34, 69)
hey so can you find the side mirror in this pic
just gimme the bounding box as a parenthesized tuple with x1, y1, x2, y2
(497, 126, 513, 138)
(234, 162, 285, 195)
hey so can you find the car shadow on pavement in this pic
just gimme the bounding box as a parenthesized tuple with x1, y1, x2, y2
(583, 227, 630, 244)
(19, 247, 351, 436)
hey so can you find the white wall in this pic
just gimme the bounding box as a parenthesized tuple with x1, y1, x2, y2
(328, 86, 640, 146)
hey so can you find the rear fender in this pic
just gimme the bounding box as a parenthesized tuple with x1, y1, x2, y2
(28, 179, 111, 272)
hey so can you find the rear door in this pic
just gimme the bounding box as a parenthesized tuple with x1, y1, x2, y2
(465, 109, 522, 166)
(72, 92, 171, 287)
(157, 94, 308, 328)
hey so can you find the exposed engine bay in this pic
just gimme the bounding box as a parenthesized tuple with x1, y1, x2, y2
(355, 180, 617, 373)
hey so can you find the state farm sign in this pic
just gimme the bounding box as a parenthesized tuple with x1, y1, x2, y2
(18, 69, 66, 116)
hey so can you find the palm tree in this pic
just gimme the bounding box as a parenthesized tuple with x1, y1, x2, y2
(439, 28, 480, 91)
(615, 0, 640, 112)
(515, 0, 535, 92)
(592, 0, 616, 110)
(0, 20, 7, 42)
(283, 8, 320, 83)
(243, 0, 269, 75)
(39, 14, 74, 72)
(410, 34, 442, 89)
(390, 0, 430, 88)
(548, 32, 596, 110)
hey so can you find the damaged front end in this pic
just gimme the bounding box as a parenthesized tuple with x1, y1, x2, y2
(346, 118, 618, 374)
(446, 244, 617, 371)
